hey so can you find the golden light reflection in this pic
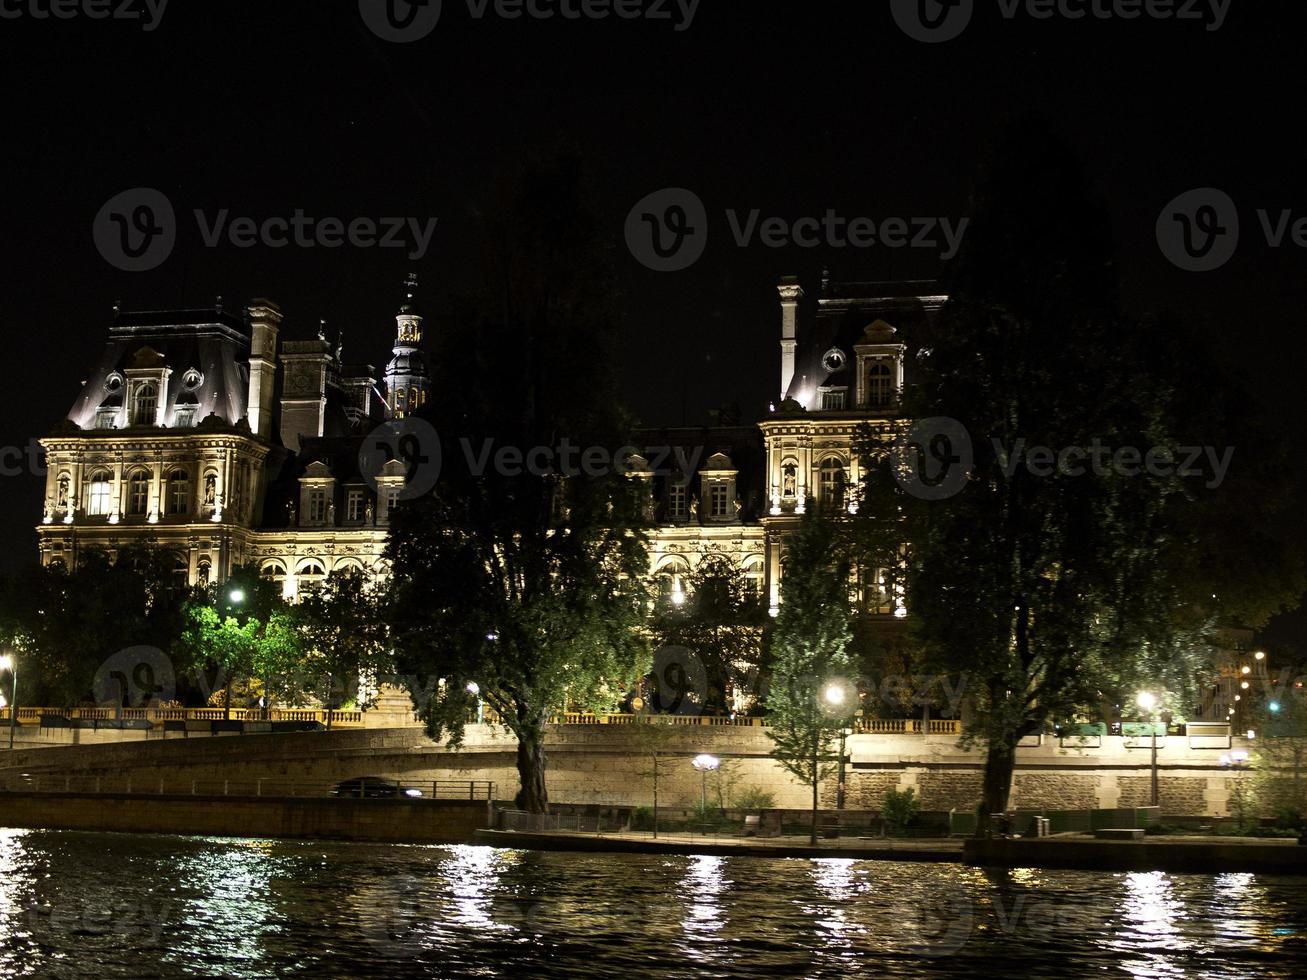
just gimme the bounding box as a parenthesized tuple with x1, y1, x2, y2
(1111, 871, 1189, 979)
(441, 845, 519, 933)
(0, 829, 36, 951)
(677, 855, 731, 967)
(807, 858, 865, 962)
(167, 838, 284, 970)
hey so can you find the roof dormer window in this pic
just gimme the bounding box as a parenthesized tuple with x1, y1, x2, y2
(133, 382, 158, 426)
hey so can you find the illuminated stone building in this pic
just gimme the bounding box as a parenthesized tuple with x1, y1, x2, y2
(36, 275, 939, 620)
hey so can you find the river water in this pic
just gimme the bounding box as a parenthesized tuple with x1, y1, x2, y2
(1, 829, 1305, 977)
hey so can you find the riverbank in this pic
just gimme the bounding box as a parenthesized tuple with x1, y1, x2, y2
(965, 834, 1307, 874)
(474, 828, 965, 860)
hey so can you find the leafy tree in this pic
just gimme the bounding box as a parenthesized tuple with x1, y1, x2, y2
(387, 151, 652, 813)
(0, 547, 196, 707)
(863, 119, 1302, 836)
(1252, 686, 1307, 825)
(765, 504, 857, 844)
(176, 566, 303, 716)
(882, 787, 920, 837)
(649, 553, 769, 713)
(295, 568, 392, 726)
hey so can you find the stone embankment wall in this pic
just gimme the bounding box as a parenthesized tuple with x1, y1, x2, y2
(0, 725, 1259, 818)
(0, 791, 490, 843)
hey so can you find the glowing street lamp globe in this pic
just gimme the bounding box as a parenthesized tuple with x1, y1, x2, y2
(824, 684, 846, 707)
(1135, 691, 1156, 712)
(228, 588, 246, 605)
(691, 754, 720, 772)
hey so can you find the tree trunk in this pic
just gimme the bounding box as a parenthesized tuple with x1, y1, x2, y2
(515, 728, 549, 813)
(976, 737, 1017, 838)
(810, 733, 820, 846)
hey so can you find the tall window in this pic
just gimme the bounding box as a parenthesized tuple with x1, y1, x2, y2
(168, 469, 190, 515)
(87, 471, 112, 516)
(307, 488, 327, 524)
(346, 489, 365, 523)
(708, 482, 729, 519)
(128, 471, 150, 516)
(866, 362, 893, 409)
(667, 479, 688, 520)
(133, 383, 158, 426)
(819, 458, 846, 511)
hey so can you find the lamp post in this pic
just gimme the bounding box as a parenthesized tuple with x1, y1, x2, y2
(1, 654, 17, 750)
(692, 754, 720, 835)
(221, 586, 245, 722)
(1136, 691, 1160, 808)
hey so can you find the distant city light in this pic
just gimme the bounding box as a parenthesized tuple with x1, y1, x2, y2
(466, 682, 480, 696)
(1241, 681, 1250, 690)
(1269, 701, 1281, 713)
(1241, 665, 1251, 675)
(1254, 651, 1266, 661)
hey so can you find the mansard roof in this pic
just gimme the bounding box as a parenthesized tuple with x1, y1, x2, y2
(783, 280, 944, 404)
(68, 306, 254, 431)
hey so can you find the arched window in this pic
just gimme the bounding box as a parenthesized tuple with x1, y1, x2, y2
(170, 553, 190, 588)
(86, 471, 112, 516)
(819, 458, 846, 511)
(128, 471, 150, 516)
(168, 469, 191, 515)
(133, 383, 158, 426)
(866, 362, 893, 409)
(296, 560, 327, 594)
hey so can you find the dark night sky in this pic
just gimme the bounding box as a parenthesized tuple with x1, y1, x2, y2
(1, 1, 1304, 636)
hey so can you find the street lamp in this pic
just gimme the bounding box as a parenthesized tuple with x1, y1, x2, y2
(0, 654, 16, 750)
(691, 754, 720, 834)
(1136, 691, 1160, 808)
(824, 684, 846, 707)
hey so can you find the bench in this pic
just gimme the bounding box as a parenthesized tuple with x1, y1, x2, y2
(1094, 828, 1145, 841)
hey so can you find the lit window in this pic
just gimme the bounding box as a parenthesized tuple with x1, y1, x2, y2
(95, 408, 118, 430)
(168, 469, 190, 515)
(128, 472, 150, 515)
(387, 489, 401, 513)
(87, 472, 112, 516)
(173, 407, 195, 428)
(133, 383, 158, 426)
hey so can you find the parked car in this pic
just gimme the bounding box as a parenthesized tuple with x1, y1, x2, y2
(330, 777, 424, 799)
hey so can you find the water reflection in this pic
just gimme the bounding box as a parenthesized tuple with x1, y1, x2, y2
(1, 832, 1307, 978)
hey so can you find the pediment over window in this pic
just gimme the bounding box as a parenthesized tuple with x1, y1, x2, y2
(126, 345, 168, 370)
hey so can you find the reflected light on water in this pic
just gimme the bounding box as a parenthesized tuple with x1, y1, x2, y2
(808, 858, 864, 963)
(0, 829, 35, 957)
(443, 844, 518, 933)
(1114, 871, 1188, 980)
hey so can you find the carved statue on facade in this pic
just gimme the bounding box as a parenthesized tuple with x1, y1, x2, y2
(782, 464, 797, 498)
(204, 474, 216, 506)
(365, 498, 374, 525)
(57, 476, 69, 511)
(689, 496, 699, 521)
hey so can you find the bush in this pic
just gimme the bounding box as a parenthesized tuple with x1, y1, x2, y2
(882, 787, 920, 836)
(734, 787, 776, 811)
(629, 806, 654, 831)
